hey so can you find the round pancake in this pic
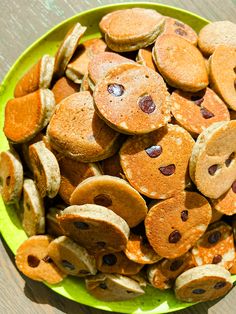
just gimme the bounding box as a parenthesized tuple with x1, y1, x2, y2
(52, 76, 80, 104)
(93, 63, 170, 134)
(47, 91, 120, 162)
(70, 175, 147, 228)
(145, 191, 212, 258)
(175, 264, 232, 302)
(120, 124, 194, 199)
(211, 180, 236, 215)
(153, 34, 208, 92)
(171, 87, 230, 137)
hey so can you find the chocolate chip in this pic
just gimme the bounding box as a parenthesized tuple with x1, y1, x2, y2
(93, 194, 112, 207)
(208, 231, 221, 244)
(107, 83, 124, 96)
(212, 255, 222, 264)
(170, 259, 184, 271)
(175, 28, 187, 36)
(174, 21, 185, 28)
(102, 254, 117, 266)
(181, 210, 188, 222)
(145, 145, 162, 158)
(99, 282, 107, 289)
(200, 107, 215, 119)
(208, 164, 218, 176)
(6, 176, 11, 186)
(138, 95, 156, 114)
(62, 260, 75, 270)
(27, 255, 40, 268)
(168, 230, 181, 243)
(42, 255, 53, 263)
(191, 95, 204, 106)
(214, 281, 226, 289)
(159, 164, 176, 176)
(96, 241, 106, 248)
(225, 152, 235, 167)
(192, 288, 206, 294)
(73, 221, 89, 230)
(232, 181, 236, 193)
(79, 269, 90, 274)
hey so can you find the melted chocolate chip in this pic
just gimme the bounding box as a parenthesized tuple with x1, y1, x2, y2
(94, 194, 112, 207)
(191, 95, 204, 106)
(175, 28, 187, 36)
(208, 231, 221, 244)
(232, 181, 236, 193)
(192, 288, 206, 294)
(145, 145, 162, 158)
(73, 221, 89, 230)
(181, 210, 188, 222)
(99, 282, 107, 289)
(208, 165, 218, 176)
(96, 241, 106, 248)
(174, 21, 185, 28)
(42, 255, 53, 263)
(212, 255, 222, 264)
(102, 254, 117, 266)
(159, 164, 176, 176)
(138, 95, 156, 114)
(79, 269, 90, 274)
(225, 152, 235, 167)
(170, 259, 184, 271)
(200, 107, 215, 119)
(214, 281, 226, 289)
(169, 230, 181, 243)
(62, 260, 75, 270)
(6, 176, 11, 186)
(27, 255, 40, 268)
(107, 83, 124, 96)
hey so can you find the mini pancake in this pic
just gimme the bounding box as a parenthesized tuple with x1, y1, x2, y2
(66, 38, 107, 83)
(210, 208, 224, 224)
(58, 155, 102, 204)
(171, 88, 230, 137)
(189, 121, 236, 199)
(29, 141, 60, 198)
(198, 21, 236, 56)
(99, 10, 123, 34)
(51, 76, 80, 104)
(147, 252, 194, 290)
(124, 233, 162, 264)
(46, 206, 65, 237)
(57, 204, 129, 253)
(95, 251, 143, 275)
(100, 153, 124, 178)
(48, 236, 97, 276)
(54, 23, 87, 78)
(15, 235, 66, 284)
(209, 46, 236, 110)
(145, 191, 212, 259)
(211, 180, 236, 215)
(136, 47, 156, 71)
(14, 55, 55, 98)
(0, 150, 23, 204)
(191, 222, 235, 269)
(120, 124, 194, 199)
(47, 91, 120, 162)
(88, 51, 134, 89)
(160, 17, 198, 45)
(22, 179, 45, 237)
(21, 132, 44, 171)
(93, 63, 170, 135)
(104, 8, 165, 52)
(4, 89, 55, 143)
(175, 264, 232, 302)
(153, 34, 208, 92)
(85, 273, 145, 301)
(70, 175, 147, 228)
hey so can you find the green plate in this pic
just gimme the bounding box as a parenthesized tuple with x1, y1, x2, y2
(0, 2, 235, 313)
